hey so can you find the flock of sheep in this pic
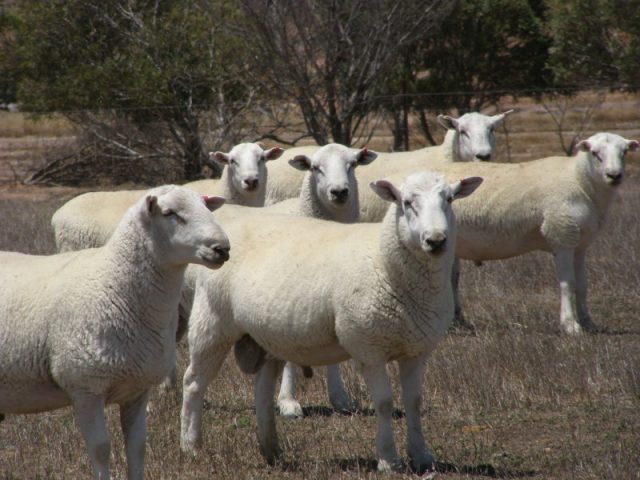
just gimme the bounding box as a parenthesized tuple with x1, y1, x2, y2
(1, 110, 638, 479)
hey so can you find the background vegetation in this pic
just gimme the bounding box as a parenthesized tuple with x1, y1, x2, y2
(1, 0, 639, 185)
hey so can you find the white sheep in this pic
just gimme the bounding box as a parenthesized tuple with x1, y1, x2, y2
(180, 171, 483, 472)
(51, 142, 283, 252)
(383, 132, 639, 333)
(263, 111, 512, 213)
(0, 186, 230, 480)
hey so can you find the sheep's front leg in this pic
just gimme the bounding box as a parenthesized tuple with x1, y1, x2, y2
(575, 249, 599, 332)
(398, 356, 434, 473)
(359, 362, 402, 472)
(277, 362, 303, 419)
(120, 391, 150, 480)
(255, 358, 284, 464)
(554, 248, 582, 334)
(71, 393, 110, 480)
(181, 342, 232, 452)
(326, 363, 359, 413)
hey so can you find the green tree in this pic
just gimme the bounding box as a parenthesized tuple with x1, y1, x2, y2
(6, 0, 251, 182)
(546, 0, 640, 88)
(384, 0, 551, 149)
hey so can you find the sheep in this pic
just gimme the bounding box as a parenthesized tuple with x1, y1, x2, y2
(263, 111, 512, 214)
(51, 142, 283, 252)
(382, 132, 639, 334)
(180, 171, 483, 472)
(0, 185, 230, 480)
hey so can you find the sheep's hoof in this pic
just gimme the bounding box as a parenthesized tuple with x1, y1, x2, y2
(581, 318, 606, 334)
(376, 458, 404, 473)
(561, 320, 582, 335)
(329, 395, 360, 415)
(410, 453, 435, 475)
(260, 444, 283, 466)
(450, 314, 476, 333)
(277, 399, 303, 419)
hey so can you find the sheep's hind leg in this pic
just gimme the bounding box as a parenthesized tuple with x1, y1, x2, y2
(575, 249, 600, 332)
(398, 356, 434, 473)
(450, 257, 475, 331)
(554, 248, 582, 334)
(359, 361, 402, 472)
(120, 391, 150, 480)
(181, 341, 232, 452)
(326, 363, 359, 413)
(71, 393, 111, 480)
(277, 361, 304, 419)
(256, 358, 285, 464)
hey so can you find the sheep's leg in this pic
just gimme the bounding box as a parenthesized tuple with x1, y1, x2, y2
(398, 356, 434, 473)
(359, 362, 402, 472)
(277, 361, 304, 419)
(181, 342, 232, 452)
(120, 391, 150, 480)
(326, 363, 359, 413)
(451, 257, 474, 331)
(575, 249, 599, 332)
(255, 358, 284, 464)
(554, 248, 581, 334)
(71, 393, 110, 480)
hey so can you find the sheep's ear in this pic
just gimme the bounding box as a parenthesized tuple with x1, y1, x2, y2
(264, 146, 284, 161)
(437, 114, 458, 131)
(211, 151, 231, 166)
(492, 109, 515, 125)
(145, 195, 160, 216)
(451, 177, 483, 201)
(356, 147, 377, 166)
(288, 155, 312, 171)
(627, 140, 639, 151)
(370, 179, 402, 204)
(202, 195, 226, 212)
(576, 140, 592, 152)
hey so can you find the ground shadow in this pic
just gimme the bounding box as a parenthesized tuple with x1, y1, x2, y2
(301, 405, 405, 419)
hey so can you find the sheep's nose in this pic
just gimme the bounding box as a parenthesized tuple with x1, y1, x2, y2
(330, 187, 349, 204)
(475, 153, 491, 161)
(243, 178, 259, 191)
(213, 245, 230, 262)
(424, 233, 447, 252)
(606, 172, 623, 184)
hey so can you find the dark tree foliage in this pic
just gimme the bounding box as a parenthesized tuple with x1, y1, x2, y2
(6, 0, 250, 181)
(239, 0, 456, 147)
(379, 0, 552, 149)
(546, 0, 640, 89)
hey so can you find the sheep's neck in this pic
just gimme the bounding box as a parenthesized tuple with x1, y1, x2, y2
(376, 204, 454, 339)
(441, 129, 459, 162)
(299, 172, 360, 223)
(103, 216, 185, 329)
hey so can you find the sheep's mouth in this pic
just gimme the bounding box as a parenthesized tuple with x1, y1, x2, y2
(199, 246, 230, 269)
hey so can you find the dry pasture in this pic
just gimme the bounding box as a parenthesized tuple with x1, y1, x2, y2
(0, 95, 639, 479)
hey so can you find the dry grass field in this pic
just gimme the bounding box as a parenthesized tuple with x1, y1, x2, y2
(0, 93, 639, 479)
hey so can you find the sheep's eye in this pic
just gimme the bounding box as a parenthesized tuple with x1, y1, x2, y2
(593, 152, 602, 162)
(312, 166, 323, 174)
(460, 130, 468, 137)
(404, 200, 413, 209)
(447, 196, 453, 204)
(163, 210, 183, 222)
(230, 159, 238, 166)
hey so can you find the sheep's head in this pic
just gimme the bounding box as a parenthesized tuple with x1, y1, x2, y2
(577, 133, 639, 186)
(371, 172, 482, 256)
(209, 143, 284, 196)
(289, 143, 377, 211)
(141, 185, 230, 269)
(437, 110, 514, 162)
